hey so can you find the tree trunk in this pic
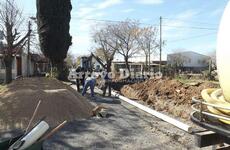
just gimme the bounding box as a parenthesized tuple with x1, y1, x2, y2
(4, 56, 13, 84)
(145, 55, 148, 71)
(56, 61, 68, 81)
(106, 61, 112, 72)
(148, 52, 151, 72)
(124, 57, 130, 74)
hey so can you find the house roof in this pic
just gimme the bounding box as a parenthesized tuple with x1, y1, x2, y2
(31, 53, 49, 63)
(167, 51, 210, 58)
(152, 60, 167, 65)
(0, 45, 23, 56)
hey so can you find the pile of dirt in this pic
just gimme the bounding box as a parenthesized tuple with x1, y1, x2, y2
(0, 77, 93, 131)
(121, 78, 219, 119)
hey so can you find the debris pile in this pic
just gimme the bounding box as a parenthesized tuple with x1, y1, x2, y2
(121, 79, 219, 119)
(0, 78, 93, 131)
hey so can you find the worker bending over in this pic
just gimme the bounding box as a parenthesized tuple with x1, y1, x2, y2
(82, 75, 96, 97)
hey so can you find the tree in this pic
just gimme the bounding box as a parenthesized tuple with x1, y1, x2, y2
(0, 0, 31, 83)
(137, 26, 159, 71)
(93, 24, 118, 72)
(37, 0, 72, 80)
(75, 56, 82, 67)
(113, 19, 140, 73)
(170, 53, 187, 74)
(65, 52, 76, 68)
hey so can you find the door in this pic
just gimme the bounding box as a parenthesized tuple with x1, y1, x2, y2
(16, 57, 22, 76)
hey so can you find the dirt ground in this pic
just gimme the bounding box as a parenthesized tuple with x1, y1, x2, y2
(0, 79, 212, 149)
(44, 87, 206, 150)
(121, 78, 219, 119)
(0, 77, 93, 131)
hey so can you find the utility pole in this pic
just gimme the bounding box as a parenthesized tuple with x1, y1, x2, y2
(27, 21, 31, 77)
(159, 16, 162, 72)
(148, 45, 150, 73)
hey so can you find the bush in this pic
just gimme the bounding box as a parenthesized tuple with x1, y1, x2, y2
(202, 70, 217, 81)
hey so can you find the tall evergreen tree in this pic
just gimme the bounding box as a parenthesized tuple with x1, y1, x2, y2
(37, 0, 72, 80)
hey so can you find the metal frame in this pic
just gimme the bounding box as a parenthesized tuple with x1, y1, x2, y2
(191, 97, 230, 149)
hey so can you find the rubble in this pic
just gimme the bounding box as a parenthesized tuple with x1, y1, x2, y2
(121, 78, 219, 119)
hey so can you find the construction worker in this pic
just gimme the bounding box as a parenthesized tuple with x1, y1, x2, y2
(80, 67, 86, 88)
(82, 74, 96, 97)
(75, 66, 81, 92)
(102, 70, 111, 97)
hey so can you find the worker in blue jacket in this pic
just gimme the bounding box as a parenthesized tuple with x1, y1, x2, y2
(82, 74, 96, 97)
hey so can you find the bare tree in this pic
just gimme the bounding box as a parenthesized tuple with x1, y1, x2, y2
(112, 19, 140, 73)
(0, 0, 31, 83)
(137, 26, 159, 71)
(169, 53, 187, 74)
(93, 24, 118, 72)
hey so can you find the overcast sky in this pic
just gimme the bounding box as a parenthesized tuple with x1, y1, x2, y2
(12, 0, 229, 61)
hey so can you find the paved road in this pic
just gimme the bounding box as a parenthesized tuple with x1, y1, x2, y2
(43, 85, 201, 150)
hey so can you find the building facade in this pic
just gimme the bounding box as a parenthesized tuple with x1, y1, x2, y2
(111, 61, 167, 73)
(167, 51, 211, 72)
(0, 51, 49, 82)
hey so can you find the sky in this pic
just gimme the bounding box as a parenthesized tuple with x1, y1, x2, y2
(11, 0, 230, 61)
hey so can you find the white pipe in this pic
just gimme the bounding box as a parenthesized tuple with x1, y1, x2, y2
(111, 91, 192, 133)
(9, 121, 49, 150)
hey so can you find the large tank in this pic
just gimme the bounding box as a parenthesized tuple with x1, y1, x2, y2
(217, 1, 230, 101)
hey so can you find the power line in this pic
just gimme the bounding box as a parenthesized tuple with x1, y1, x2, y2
(73, 18, 218, 31)
(22, 13, 219, 31)
(162, 24, 217, 31)
(163, 17, 219, 26)
(166, 32, 217, 43)
(24, 12, 160, 26)
(72, 17, 158, 26)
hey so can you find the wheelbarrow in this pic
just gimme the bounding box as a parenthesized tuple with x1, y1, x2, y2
(0, 134, 43, 150)
(0, 101, 67, 150)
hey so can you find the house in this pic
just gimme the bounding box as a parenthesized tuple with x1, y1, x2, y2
(167, 51, 211, 72)
(0, 48, 29, 81)
(111, 61, 143, 73)
(30, 53, 49, 76)
(0, 46, 49, 81)
(111, 61, 167, 73)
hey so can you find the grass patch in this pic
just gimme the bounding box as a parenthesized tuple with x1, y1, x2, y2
(0, 84, 7, 94)
(175, 76, 219, 86)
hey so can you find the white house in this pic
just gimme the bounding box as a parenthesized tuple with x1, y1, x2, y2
(0, 52, 34, 81)
(0, 47, 49, 82)
(167, 51, 211, 72)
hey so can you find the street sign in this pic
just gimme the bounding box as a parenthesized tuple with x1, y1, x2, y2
(0, 30, 4, 40)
